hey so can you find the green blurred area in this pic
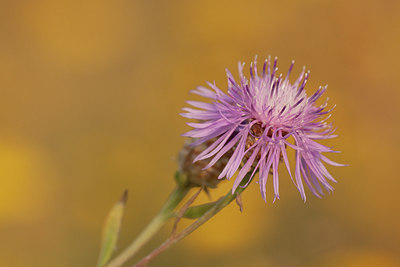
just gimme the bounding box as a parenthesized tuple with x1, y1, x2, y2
(0, 0, 399, 266)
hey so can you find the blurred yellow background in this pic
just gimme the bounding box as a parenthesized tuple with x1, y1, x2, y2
(0, 0, 399, 266)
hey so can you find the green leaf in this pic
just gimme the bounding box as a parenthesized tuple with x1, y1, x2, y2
(183, 201, 217, 219)
(97, 190, 128, 267)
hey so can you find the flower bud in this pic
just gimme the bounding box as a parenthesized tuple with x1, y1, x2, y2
(178, 139, 232, 188)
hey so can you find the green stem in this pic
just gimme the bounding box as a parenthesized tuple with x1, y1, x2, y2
(133, 184, 247, 267)
(106, 185, 190, 267)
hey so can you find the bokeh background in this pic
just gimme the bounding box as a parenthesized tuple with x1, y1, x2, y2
(1, 0, 399, 266)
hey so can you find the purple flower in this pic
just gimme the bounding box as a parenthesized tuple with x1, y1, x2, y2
(181, 56, 345, 201)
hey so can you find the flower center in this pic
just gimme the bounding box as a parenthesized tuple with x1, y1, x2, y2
(244, 121, 287, 168)
(249, 121, 288, 140)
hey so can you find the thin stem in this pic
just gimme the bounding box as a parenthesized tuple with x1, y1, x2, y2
(106, 185, 190, 267)
(171, 187, 203, 237)
(134, 186, 246, 267)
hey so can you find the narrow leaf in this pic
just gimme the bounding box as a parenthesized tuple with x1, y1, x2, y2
(97, 190, 128, 267)
(183, 202, 216, 219)
(183, 173, 252, 219)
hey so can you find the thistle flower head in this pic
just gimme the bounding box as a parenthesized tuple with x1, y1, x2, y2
(181, 56, 345, 201)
